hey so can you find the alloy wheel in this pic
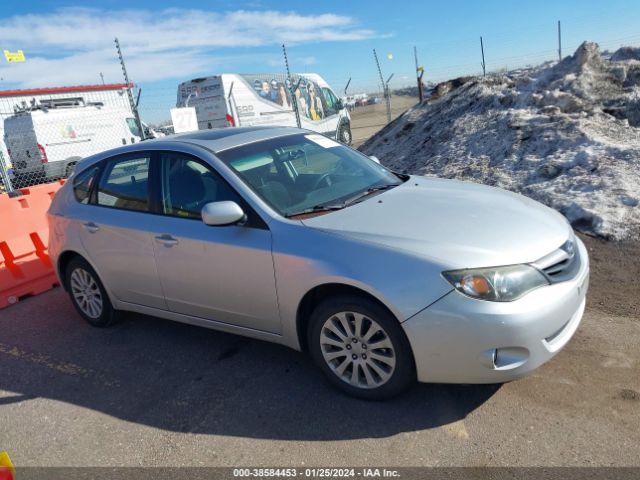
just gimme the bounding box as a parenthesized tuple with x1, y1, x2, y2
(319, 311, 396, 389)
(69, 268, 103, 319)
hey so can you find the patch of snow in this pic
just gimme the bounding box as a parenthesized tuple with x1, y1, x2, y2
(360, 42, 640, 240)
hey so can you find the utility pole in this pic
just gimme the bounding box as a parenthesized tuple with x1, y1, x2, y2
(414, 45, 424, 102)
(114, 38, 145, 140)
(557, 20, 562, 61)
(480, 36, 486, 77)
(373, 49, 392, 123)
(99, 72, 105, 85)
(282, 43, 301, 129)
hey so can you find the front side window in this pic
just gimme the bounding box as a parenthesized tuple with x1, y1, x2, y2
(126, 118, 141, 137)
(73, 166, 99, 204)
(160, 152, 242, 219)
(216, 134, 403, 217)
(97, 155, 151, 212)
(321, 88, 338, 116)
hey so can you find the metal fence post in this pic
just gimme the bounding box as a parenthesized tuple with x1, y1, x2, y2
(414, 46, 424, 103)
(558, 20, 562, 61)
(0, 152, 15, 194)
(115, 37, 146, 141)
(282, 44, 302, 129)
(480, 36, 486, 77)
(373, 49, 392, 124)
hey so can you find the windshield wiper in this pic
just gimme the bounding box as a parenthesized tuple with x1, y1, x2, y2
(342, 184, 399, 206)
(285, 204, 345, 218)
(285, 184, 400, 218)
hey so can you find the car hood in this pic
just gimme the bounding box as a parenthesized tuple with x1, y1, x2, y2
(301, 176, 572, 269)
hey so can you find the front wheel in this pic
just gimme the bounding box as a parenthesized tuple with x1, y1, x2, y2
(308, 295, 415, 400)
(337, 123, 352, 146)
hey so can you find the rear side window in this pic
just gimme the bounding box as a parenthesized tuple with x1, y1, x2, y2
(73, 166, 99, 204)
(97, 155, 151, 212)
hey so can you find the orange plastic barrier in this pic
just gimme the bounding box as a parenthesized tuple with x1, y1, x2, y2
(0, 181, 65, 309)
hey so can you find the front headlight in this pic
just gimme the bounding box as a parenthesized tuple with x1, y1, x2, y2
(442, 264, 549, 302)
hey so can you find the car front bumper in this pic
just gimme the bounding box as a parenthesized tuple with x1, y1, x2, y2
(402, 237, 589, 384)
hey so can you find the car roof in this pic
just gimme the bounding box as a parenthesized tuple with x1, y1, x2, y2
(74, 126, 312, 172)
(160, 126, 306, 153)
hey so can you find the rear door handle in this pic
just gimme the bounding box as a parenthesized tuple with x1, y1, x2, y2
(154, 234, 179, 247)
(83, 222, 100, 234)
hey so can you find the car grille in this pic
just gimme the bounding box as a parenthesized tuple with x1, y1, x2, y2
(532, 239, 579, 283)
(543, 256, 574, 277)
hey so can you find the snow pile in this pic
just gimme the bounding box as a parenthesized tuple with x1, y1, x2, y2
(360, 42, 640, 240)
(610, 46, 640, 62)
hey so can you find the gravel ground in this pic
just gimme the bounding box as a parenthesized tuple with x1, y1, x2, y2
(0, 234, 638, 468)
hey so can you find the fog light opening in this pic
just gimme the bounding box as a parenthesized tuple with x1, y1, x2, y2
(493, 347, 529, 370)
(480, 348, 498, 369)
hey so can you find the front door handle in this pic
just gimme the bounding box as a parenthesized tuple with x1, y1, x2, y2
(83, 222, 100, 234)
(154, 234, 179, 247)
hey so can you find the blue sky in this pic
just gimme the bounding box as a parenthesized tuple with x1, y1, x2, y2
(1, 0, 639, 122)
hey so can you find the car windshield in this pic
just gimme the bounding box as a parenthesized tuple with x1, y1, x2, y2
(215, 133, 405, 217)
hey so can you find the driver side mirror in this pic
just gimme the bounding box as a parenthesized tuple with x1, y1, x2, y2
(335, 99, 344, 111)
(369, 156, 381, 164)
(201, 201, 246, 226)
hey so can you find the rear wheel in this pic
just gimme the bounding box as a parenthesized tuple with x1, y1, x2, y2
(308, 295, 415, 399)
(64, 162, 76, 179)
(65, 257, 119, 327)
(63, 157, 81, 179)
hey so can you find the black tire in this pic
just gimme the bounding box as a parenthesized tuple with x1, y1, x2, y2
(63, 157, 82, 179)
(65, 257, 119, 327)
(64, 162, 76, 179)
(308, 295, 415, 400)
(337, 122, 352, 146)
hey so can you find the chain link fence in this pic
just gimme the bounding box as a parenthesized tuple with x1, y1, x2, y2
(0, 84, 142, 194)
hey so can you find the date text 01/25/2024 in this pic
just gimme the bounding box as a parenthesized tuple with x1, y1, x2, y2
(233, 468, 400, 478)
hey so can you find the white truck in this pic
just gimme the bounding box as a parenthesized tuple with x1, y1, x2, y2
(176, 73, 352, 145)
(3, 101, 143, 185)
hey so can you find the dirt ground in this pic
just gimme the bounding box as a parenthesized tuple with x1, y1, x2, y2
(580, 234, 640, 318)
(350, 95, 418, 147)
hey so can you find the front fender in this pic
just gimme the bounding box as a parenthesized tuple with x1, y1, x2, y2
(271, 222, 453, 350)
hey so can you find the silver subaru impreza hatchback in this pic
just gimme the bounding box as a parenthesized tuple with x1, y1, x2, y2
(48, 127, 589, 399)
